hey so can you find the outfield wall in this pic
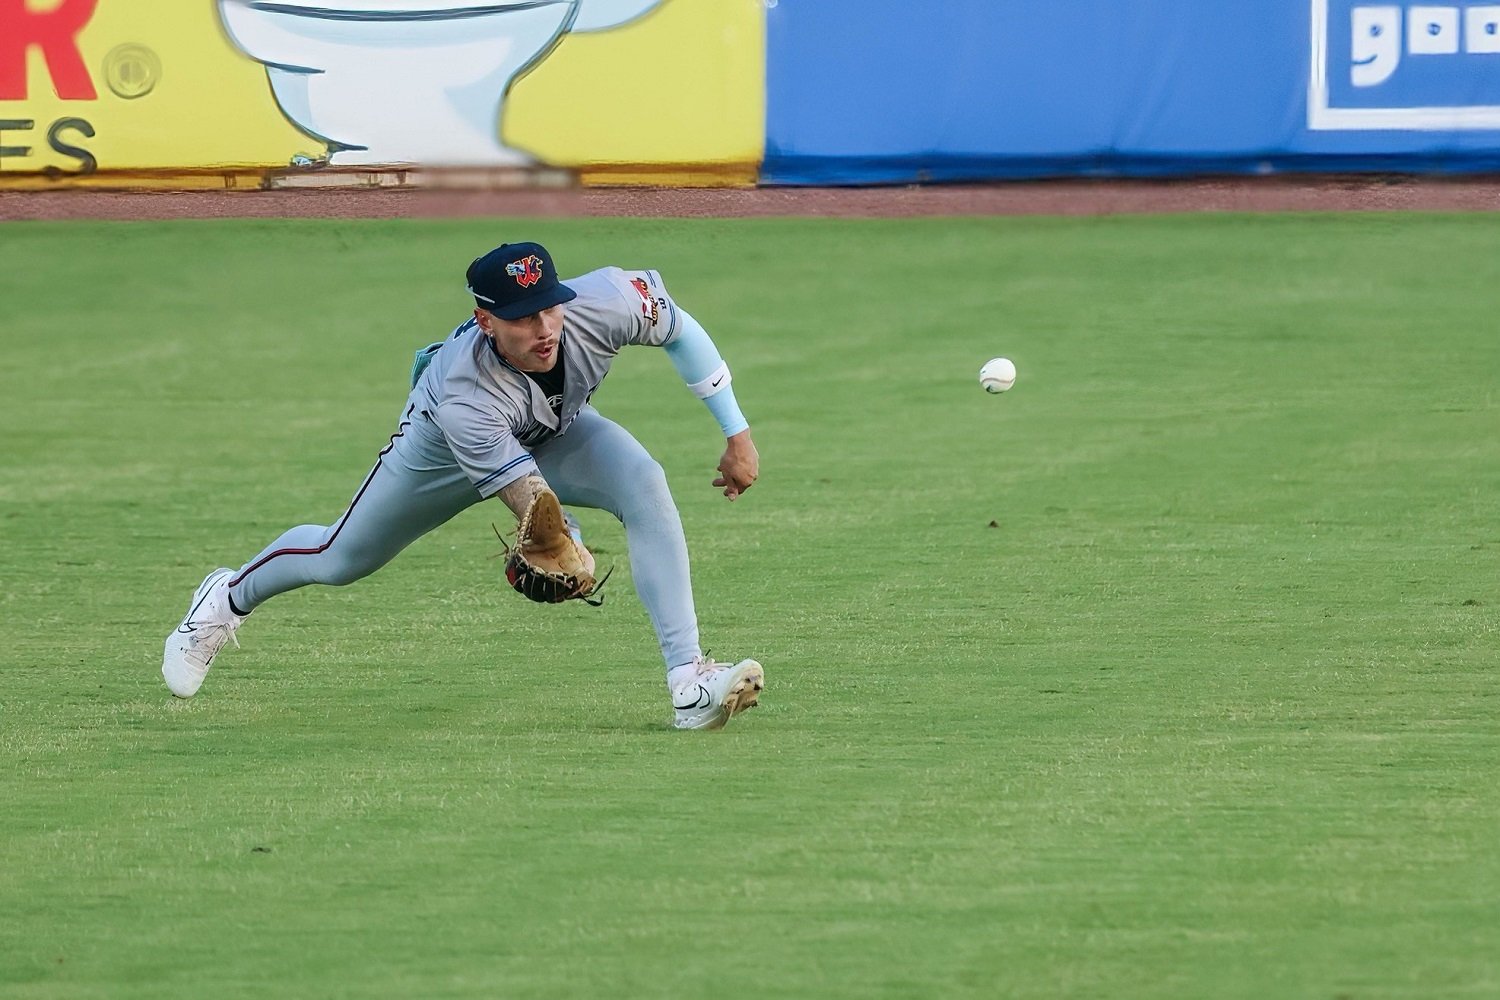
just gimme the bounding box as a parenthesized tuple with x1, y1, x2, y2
(4, 0, 1500, 188)
(764, 0, 1500, 184)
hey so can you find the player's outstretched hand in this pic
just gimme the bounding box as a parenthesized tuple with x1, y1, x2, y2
(714, 429, 759, 501)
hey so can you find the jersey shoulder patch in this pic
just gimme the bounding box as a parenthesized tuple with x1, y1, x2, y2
(583, 267, 667, 330)
(615, 268, 678, 343)
(630, 276, 659, 326)
(563, 267, 678, 347)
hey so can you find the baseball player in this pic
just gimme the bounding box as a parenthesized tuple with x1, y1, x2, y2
(162, 242, 764, 731)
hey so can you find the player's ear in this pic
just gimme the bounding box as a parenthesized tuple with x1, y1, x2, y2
(473, 308, 490, 332)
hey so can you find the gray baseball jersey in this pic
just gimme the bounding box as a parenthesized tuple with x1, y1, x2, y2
(406, 266, 681, 497)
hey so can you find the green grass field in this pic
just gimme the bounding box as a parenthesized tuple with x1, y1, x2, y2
(1, 213, 1497, 999)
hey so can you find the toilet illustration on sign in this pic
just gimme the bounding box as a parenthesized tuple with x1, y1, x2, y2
(217, 0, 665, 166)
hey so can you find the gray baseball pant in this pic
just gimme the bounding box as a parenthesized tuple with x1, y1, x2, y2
(225, 405, 701, 671)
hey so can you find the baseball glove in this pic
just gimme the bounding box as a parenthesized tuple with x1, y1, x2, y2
(500, 490, 607, 606)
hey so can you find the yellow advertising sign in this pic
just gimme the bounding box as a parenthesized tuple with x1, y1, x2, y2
(0, 0, 763, 186)
(509, 0, 764, 185)
(0, 0, 312, 175)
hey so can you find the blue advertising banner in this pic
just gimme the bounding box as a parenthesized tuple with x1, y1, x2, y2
(763, 1, 1500, 184)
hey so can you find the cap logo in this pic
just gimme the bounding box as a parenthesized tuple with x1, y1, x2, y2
(505, 255, 545, 288)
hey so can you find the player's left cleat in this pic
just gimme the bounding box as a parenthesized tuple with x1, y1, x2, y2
(671, 656, 764, 731)
(162, 568, 245, 699)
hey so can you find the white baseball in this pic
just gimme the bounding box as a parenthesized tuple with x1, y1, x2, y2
(979, 357, 1017, 393)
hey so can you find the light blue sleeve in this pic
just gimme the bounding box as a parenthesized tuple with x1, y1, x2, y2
(663, 309, 749, 437)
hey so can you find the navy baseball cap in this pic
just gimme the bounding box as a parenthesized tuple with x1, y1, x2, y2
(465, 242, 577, 320)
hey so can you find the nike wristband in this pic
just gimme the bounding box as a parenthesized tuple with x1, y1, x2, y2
(687, 362, 731, 399)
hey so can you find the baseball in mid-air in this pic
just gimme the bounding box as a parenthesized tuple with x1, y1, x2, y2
(979, 357, 1017, 393)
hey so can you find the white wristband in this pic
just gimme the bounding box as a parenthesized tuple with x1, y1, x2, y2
(687, 362, 732, 400)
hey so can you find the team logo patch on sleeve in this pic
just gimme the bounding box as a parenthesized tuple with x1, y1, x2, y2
(629, 277, 660, 325)
(505, 255, 545, 288)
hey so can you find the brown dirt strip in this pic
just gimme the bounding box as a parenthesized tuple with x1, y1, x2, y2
(4, 176, 1500, 222)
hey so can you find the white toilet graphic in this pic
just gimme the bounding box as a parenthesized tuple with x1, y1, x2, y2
(218, 0, 664, 166)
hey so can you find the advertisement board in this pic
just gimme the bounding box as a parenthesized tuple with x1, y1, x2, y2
(763, 1, 1500, 185)
(8, 1, 1500, 187)
(0, 0, 763, 186)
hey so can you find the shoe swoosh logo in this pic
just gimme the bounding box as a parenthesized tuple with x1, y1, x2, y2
(672, 684, 711, 711)
(174, 572, 229, 634)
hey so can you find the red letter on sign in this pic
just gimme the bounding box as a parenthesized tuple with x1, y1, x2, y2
(0, 0, 99, 100)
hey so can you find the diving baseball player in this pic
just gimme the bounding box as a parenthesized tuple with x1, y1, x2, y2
(162, 242, 763, 731)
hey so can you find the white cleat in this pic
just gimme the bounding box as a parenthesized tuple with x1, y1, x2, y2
(671, 657, 765, 731)
(162, 568, 244, 698)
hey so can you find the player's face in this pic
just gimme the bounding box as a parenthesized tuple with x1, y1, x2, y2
(480, 304, 565, 372)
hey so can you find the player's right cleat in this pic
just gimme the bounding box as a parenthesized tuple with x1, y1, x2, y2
(162, 568, 244, 699)
(671, 656, 764, 731)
